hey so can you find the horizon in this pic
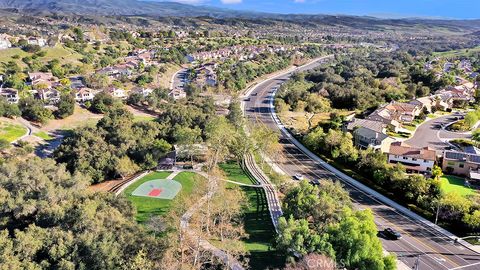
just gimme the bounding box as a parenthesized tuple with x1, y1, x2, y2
(154, 0, 480, 20)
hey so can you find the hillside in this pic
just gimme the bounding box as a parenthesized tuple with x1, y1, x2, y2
(0, 0, 257, 17)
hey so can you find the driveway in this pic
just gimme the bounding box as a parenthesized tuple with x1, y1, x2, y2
(405, 113, 471, 151)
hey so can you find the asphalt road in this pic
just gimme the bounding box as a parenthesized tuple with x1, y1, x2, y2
(243, 57, 480, 270)
(171, 68, 188, 91)
(406, 113, 471, 152)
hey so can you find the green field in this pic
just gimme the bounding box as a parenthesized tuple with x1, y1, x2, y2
(123, 171, 199, 223)
(219, 162, 284, 269)
(34, 131, 53, 140)
(133, 115, 156, 122)
(433, 46, 480, 58)
(0, 121, 27, 142)
(440, 175, 476, 197)
(0, 45, 83, 73)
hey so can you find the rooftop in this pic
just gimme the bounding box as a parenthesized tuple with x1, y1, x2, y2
(389, 142, 436, 161)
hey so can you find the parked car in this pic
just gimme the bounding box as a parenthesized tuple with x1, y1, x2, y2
(293, 173, 304, 181)
(383, 228, 402, 240)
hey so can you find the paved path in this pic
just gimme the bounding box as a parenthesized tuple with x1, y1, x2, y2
(243, 55, 480, 270)
(244, 153, 283, 232)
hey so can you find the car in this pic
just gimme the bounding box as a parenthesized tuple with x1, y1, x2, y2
(383, 228, 402, 240)
(293, 174, 304, 180)
(309, 179, 320, 186)
(251, 92, 258, 96)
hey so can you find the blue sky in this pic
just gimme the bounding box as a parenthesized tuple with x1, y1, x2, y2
(161, 0, 479, 19)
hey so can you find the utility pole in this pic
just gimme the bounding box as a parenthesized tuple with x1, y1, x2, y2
(435, 200, 441, 225)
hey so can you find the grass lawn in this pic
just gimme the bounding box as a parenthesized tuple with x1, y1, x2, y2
(433, 46, 480, 58)
(0, 121, 27, 142)
(34, 131, 53, 140)
(219, 162, 285, 269)
(123, 171, 200, 223)
(440, 175, 476, 197)
(0, 45, 83, 73)
(133, 115, 156, 122)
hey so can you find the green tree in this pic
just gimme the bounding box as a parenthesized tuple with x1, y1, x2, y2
(227, 98, 244, 129)
(116, 156, 140, 179)
(0, 157, 163, 269)
(56, 93, 75, 119)
(328, 209, 395, 270)
(432, 165, 444, 181)
(277, 216, 334, 258)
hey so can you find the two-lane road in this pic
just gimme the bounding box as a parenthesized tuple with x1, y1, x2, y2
(243, 57, 480, 270)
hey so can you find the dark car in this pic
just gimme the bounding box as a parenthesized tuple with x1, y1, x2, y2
(383, 228, 402, 240)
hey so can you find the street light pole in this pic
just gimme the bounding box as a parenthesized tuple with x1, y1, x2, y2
(435, 200, 441, 225)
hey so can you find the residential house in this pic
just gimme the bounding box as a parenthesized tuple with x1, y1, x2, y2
(106, 87, 127, 99)
(367, 101, 421, 131)
(0, 36, 11, 50)
(387, 142, 436, 174)
(435, 83, 475, 108)
(97, 66, 131, 78)
(28, 72, 56, 88)
(352, 126, 395, 152)
(168, 89, 186, 100)
(75, 88, 96, 102)
(0, 88, 19, 104)
(345, 118, 387, 134)
(442, 151, 480, 176)
(195, 64, 217, 87)
(37, 89, 60, 104)
(69, 76, 86, 89)
(27, 37, 47, 47)
(131, 87, 153, 97)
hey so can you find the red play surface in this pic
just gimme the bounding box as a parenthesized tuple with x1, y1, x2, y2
(148, 188, 163, 197)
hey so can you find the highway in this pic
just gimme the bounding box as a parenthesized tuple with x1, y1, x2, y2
(243, 57, 480, 270)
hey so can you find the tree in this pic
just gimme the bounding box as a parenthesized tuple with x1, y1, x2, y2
(205, 117, 236, 169)
(90, 92, 121, 114)
(0, 158, 163, 269)
(227, 98, 244, 129)
(116, 156, 140, 179)
(328, 209, 395, 270)
(174, 126, 202, 166)
(464, 111, 478, 129)
(56, 93, 75, 119)
(277, 216, 334, 258)
(432, 165, 443, 181)
(19, 97, 53, 124)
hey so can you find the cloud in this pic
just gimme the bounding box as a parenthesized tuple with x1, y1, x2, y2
(166, 0, 206, 4)
(220, 0, 242, 3)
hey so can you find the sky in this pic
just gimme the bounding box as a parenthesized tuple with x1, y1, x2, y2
(159, 0, 480, 19)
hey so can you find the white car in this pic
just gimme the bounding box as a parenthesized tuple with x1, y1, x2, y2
(293, 174, 304, 180)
